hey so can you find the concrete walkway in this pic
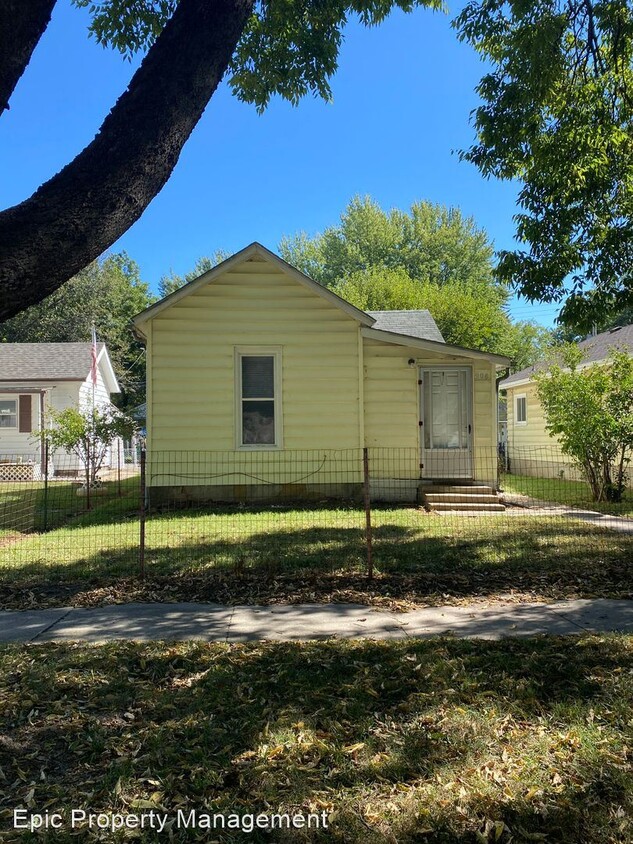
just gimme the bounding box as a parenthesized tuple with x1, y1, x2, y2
(0, 599, 631, 644)
(502, 494, 633, 534)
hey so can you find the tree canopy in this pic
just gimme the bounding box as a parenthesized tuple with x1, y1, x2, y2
(158, 251, 231, 298)
(0, 0, 442, 321)
(280, 197, 504, 301)
(0, 253, 153, 409)
(456, 0, 633, 330)
(280, 197, 553, 369)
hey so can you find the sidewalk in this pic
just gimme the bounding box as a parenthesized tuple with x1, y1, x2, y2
(0, 599, 631, 644)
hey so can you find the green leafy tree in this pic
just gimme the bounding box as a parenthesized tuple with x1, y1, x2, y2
(456, 0, 633, 330)
(281, 196, 505, 303)
(535, 348, 633, 501)
(158, 250, 231, 297)
(43, 406, 137, 496)
(0, 0, 443, 320)
(504, 320, 554, 372)
(0, 253, 153, 409)
(281, 197, 552, 368)
(334, 267, 427, 311)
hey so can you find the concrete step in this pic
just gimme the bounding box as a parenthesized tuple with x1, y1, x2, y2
(430, 502, 506, 513)
(422, 483, 506, 512)
(425, 493, 501, 505)
(419, 485, 495, 495)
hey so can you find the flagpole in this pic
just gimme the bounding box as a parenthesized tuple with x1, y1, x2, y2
(91, 322, 97, 413)
(90, 323, 97, 491)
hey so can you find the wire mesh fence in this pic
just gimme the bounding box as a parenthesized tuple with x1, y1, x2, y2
(0, 446, 630, 607)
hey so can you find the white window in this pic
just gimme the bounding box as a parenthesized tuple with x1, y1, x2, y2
(0, 399, 17, 429)
(235, 349, 282, 448)
(515, 394, 527, 425)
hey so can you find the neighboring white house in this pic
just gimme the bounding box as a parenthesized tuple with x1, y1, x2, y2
(0, 342, 121, 479)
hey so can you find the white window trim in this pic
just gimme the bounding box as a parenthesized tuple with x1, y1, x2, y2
(234, 347, 283, 450)
(0, 398, 18, 430)
(515, 393, 527, 426)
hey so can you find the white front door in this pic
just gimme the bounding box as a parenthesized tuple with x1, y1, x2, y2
(420, 367, 472, 479)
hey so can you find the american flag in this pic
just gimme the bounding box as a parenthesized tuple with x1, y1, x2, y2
(90, 324, 98, 387)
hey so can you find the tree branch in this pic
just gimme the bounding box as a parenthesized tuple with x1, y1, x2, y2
(0, 0, 57, 115)
(0, 0, 254, 320)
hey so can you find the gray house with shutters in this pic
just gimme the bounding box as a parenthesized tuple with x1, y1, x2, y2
(0, 343, 120, 479)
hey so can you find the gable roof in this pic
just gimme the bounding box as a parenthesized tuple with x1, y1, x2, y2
(499, 323, 633, 389)
(0, 342, 120, 393)
(367, 310, 445, 343)
(134, 242, 510, 365)
(133, 241, 375, 332)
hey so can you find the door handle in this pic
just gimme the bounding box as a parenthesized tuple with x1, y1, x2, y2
(468, 424, 471, 434)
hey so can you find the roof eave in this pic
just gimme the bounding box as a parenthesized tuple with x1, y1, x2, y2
(96, 346, 121, 394)
(499, 376, 533, 390)
(0, 377, 86, 383)
(361, 327, 512, 365)
(499, 353, 618, 390)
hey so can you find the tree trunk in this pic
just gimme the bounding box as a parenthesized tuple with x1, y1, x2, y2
(0, 0, 253, 320)
(0, 0, 56, 115)
(614, 445, 627, 501)
(584, 459, 602, 501)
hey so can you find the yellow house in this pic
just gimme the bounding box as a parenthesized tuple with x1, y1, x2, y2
(133, 243, 510, 504)
(499, 323, 633, 480)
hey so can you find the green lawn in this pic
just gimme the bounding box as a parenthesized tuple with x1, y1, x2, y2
(501, 474, 633, 517)
(0, 503, 630, 609)
(1, 636, 631, 842)
(0, 480, 77, 535)
(0, 475, 140, 535)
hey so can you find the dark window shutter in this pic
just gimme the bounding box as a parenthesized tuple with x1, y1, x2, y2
(19, 395, 32, 433)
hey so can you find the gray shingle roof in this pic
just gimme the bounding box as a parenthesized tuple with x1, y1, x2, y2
(577, 322, 633, 361)
(0, 343, 105, 381)
(367, 310, 445, 343)
(499, 323, 633, 388)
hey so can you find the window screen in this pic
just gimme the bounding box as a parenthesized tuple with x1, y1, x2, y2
(0, 400, 17, 429)
(240, 356, 276, 445)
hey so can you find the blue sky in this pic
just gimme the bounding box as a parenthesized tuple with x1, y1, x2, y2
(0, 0, 562, 327)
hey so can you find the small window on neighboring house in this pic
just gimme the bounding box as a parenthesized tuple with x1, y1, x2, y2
(0, 400, 17, 428)
(515, 394, 527, 425)
(236, 351, 282, 447)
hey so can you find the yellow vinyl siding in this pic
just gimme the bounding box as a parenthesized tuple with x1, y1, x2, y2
(504, 382, 583, 479)
(363, 340, 498, 484)
(506, 384, 562, 450)
(148, 257, 361, 457)
(472, 364, 497, 486)
(363, 339, 419, 451)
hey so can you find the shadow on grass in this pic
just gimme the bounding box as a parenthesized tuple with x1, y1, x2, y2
(1, 636, 631, 842)
(0, 516, 631, 608)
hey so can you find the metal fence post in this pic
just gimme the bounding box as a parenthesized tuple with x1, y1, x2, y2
(117, 439, 122, 497)
(85, 439, 91, 512)
(42, 439, 49, 532)
(363, 447, 373, 581)
(139, 447, 146, 579)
